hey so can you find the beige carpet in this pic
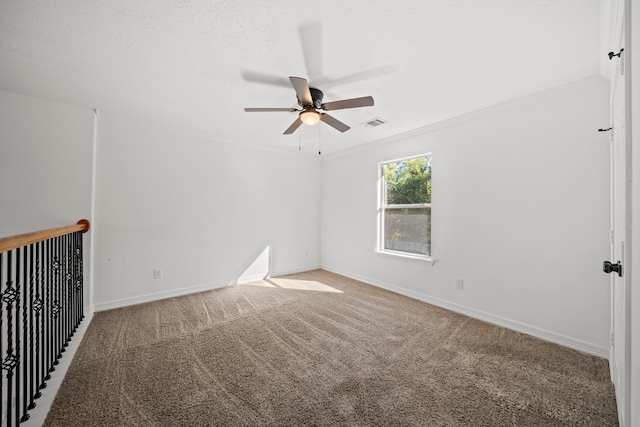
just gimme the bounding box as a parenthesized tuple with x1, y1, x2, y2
(44, 270, 618, 426)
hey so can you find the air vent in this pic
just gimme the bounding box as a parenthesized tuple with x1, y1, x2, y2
(361, 117, 387, 128)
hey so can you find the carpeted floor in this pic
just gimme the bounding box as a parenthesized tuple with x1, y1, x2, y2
(44, 270, 618, 426)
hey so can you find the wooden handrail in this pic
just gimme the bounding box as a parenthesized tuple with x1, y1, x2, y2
(0, 219, 90, 254)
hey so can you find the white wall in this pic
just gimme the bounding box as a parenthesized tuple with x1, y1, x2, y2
(92, 111, 321, 310)
(0, 90, 94, 236)
(320, 77, 612, 356)
(0, 90, 95, 310)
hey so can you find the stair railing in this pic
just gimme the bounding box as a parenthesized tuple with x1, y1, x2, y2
(0, 219, 90, 426)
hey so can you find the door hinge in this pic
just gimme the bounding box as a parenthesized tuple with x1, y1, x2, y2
(610, 332, 614, 347)
(611, 230, 615, 244)
(608, 49, 624, 60)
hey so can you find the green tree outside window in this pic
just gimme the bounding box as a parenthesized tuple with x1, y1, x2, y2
(381, 155, 431, 256)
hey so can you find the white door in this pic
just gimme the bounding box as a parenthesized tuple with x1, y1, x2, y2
(608, 24, 631, 425)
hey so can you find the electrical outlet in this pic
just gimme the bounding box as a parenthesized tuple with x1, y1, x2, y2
(153, 269, 163, 279)
(455, 278, 464, 290)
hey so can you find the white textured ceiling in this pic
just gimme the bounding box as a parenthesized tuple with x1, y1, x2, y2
(0, 1, 602, 155)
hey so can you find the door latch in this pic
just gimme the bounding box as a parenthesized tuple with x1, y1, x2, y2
(603, 260, 623, 277)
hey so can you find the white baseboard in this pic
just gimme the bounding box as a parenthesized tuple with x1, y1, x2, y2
(92, 281, 227, 312)
(322, 266, 609, 359)
(236, 273, 269, 285)
(93, 264, 322, 312)
(271, 264, 321, 278)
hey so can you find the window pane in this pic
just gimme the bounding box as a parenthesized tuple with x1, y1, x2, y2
(383, 207, 431, 256)
(382, 156, 431, 205)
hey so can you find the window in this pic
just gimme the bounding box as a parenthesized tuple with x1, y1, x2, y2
(379, 154, 432, 258)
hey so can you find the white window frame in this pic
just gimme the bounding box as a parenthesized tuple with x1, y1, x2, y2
(377, 153, 433, 262)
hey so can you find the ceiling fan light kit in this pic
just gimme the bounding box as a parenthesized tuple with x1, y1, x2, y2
(300, 109, 321, 126)
(244, 76, 374, 135)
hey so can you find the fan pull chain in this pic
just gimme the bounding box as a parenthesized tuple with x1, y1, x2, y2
(318, 122, 322, 155)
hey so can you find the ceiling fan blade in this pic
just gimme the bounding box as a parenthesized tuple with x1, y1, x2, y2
(320, 113, 350, 133)
(298, 22, 323, 82)
(244, 107, 297, 112)
(312, 65, 395, 89)
(321, 96, 374, 111)
(241, 70, 291, 88)
(289, 76, 313, 106)
(283, 117, 303, 134)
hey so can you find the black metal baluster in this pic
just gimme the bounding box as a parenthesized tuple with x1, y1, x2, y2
(65, 233, 72, 347)
(45, 238, 53, 381)
(42, 240, 48, 383)
(69, 233, 77, 336)
(56, 235, 62, 362)
(15, 248, 22, 427)
(51, 237, 56, 370)
(60, 234, 67, 355)
(52, 236, 60, 368)
(70, 233, 76, 334)
(1, 251, 4, 425)
(58, 234, 64, 360)
(34, 241, 44, 397)
(14, 247, 22, 426)
(27, 244, 36, 411)
(16, 248, 23, 426)
(75, 231, 83, 327)
(31, 243, 41, 406)
(3, 250, 17, 426)
(19, 245, 29, 423)
(64, 235, 69, 347)
(36, 242, 48, 397)
(57, 235, 64, 360)
(78, 232, 84, 322)
(53, 235, 59, 368)
(72, 233, 78, 333)
(66, 234, 71, 341)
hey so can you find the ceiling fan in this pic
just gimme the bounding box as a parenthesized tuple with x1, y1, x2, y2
(244, 76, 374, 134)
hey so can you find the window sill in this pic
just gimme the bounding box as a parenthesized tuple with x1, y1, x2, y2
(375, 250, 436, 265)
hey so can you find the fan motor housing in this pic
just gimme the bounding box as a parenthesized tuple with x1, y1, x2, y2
(297, 88, 324, 109)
